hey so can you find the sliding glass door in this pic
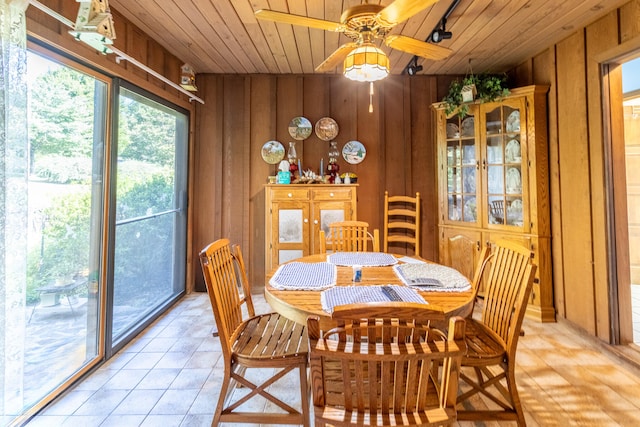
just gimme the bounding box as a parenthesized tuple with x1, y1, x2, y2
(1, 48, 190, 424)
(110, 85, 188, 346)
(1, 50, 108, 423)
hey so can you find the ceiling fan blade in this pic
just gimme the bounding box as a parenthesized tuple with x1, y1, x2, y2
(385, 35, 452, 61)
(377, 0, 439, 25)
(315, 43, 359, 73)
(255, 9, 344, 32)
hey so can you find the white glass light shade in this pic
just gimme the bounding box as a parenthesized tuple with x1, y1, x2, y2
(343, 43, 389, 82)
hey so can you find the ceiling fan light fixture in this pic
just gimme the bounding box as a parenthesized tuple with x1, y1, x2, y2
(343, 43, 390, 82)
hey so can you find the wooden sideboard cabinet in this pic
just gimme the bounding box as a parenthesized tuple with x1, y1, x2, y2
(433, 85, 555, 322)
(265, 184, 357, 273)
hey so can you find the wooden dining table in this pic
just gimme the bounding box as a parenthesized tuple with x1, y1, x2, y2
(264, 253, 474, 330)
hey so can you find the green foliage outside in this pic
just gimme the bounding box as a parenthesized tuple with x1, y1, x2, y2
(26, 58, 177, 305)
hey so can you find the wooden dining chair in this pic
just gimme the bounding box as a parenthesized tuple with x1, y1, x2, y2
(383, 191, 421, 257)
(308, 302, 466, 427)
(319, 220, 380, 253)
(456, 240, 537, 426)
(199, 238, 310, 426)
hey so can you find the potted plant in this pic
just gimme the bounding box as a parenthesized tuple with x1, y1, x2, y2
(442, 73, 510, 117)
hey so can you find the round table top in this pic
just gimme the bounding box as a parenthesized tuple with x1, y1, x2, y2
(264, 253, 474, 329)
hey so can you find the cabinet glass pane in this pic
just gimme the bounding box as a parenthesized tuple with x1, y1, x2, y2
(506, 197, 523, 227)
(446, 114, 477, 223)
(462, 196, 477, 222)
(279, 250, 304, 264)
(487, 165, 504, 194)
(484, 103, 524, 229)
(488, 196, 505, 224)
(486, 135, 503, 164)
(506, 166, 522, 194)
(320, 210, 345, 236)
(278, 209, 303, 243)
(448, 195, 462, 221)
(462, 166, 476, 192)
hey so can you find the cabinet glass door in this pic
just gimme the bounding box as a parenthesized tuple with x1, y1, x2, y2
(446, 113, 478, 223)
(484, 103, 524, 227)
(273, 201, 310, 264)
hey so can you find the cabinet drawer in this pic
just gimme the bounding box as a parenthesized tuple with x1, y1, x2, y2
(312, 188, 353, 201)
(269, 188, 310, 201)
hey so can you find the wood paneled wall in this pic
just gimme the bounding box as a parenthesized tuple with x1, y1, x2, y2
(192, 75, 452, 292)
(511, 0, 640, 342)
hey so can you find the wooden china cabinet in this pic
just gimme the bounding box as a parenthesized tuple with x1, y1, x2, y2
(433, 85, 554, 322)
(264, 184, 357, 273)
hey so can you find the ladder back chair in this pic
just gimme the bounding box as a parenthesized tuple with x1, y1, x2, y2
(319, 220, 380, 253)
(308, 302, 466, 426)
(199, 238, 310, 426)
(383, 191, 421, 257)
(456, 240, 537, 426)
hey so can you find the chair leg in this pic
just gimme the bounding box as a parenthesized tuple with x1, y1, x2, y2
(299, 362, 310, 427)
(457, 364, 523, 424)
(505, 364, 526, 427)
(212, 367, 233, 427)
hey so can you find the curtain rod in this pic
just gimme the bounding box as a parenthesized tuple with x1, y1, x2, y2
(28, 0, 205, 105)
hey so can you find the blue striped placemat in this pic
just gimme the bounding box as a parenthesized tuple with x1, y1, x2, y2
(269, 262, 337, 290)
(327, 252, 398, 266)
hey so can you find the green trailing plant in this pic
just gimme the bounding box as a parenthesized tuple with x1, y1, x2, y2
(442, 73, 510, 117)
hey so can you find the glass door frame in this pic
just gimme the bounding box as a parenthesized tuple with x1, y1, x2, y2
(105, 79, 189, 357)
(15, 41, 113, 425)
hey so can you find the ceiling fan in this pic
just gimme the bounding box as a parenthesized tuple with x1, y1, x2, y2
(254, 0, 452, 75)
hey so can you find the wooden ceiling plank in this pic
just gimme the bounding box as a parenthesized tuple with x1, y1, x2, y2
(193, 0, 263, 73)
(288, 0, 315, 73)
(178, 0, 250, 73)
(472, 0, 629, 73)
(425, 0, 528, 75)
(109, 0, 225, 73)
(235, 0, 281, 73)
(269, 0, 303, 73)
(306, 0, 327, 71)
(252, 0, 293, 73)
(107, 0, 632, 77)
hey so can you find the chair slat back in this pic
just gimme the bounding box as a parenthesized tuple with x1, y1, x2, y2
(481, 240, 537, 351)
(383, 191, 421, 257)
(308, 303, 465, 422)
(324, 220, 376, 252)
(199, 239, 245, 356)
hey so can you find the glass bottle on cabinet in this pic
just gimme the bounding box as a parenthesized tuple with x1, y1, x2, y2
(445, 113, 478, 223)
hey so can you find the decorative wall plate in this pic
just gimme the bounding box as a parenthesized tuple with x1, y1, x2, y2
(288, 116, 312, 140)
(506, 110, 520, 133)
(261, 140, 285, 164)
(342, 140, 366, 164)
(505, 139, 521, 162)
(506, 167, 522, 194)
(446, 123, 459, 138)
(315, 117, 339, 141)
(461, 117, 475, 136)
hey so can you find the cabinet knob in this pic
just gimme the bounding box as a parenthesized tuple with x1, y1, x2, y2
(314, 220, 318, 224)
(329, 192, 334, 197)
(288, 193, 292, 198)
(304, 218, 308, 223)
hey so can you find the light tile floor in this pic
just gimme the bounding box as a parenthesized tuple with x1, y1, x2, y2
(25, 292, 640, 427)
(632, 284, 640, 343)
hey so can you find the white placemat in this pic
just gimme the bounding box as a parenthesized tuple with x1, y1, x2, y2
(269, 262, 337, 290)
(321, 285, 426, 313)
(393, 263, 471, 292)
(327, 252, 398, 267)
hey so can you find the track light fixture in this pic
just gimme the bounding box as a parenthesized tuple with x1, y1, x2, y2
(431, 18, 452, 43)
(407, 57, 423, 76)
